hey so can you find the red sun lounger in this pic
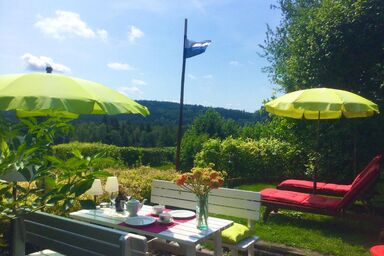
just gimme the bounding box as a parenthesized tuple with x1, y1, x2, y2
(277, 155, 382, 196)
(261, 156, 381, 221)
(370, 245, 384, 256)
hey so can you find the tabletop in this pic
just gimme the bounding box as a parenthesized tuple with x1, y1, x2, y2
(70, 205, 233, 256)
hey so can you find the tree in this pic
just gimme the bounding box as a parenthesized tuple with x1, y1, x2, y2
(179, 110, 239, 170)
(260, 0, 384, 182)
(262, 0, 384, 103)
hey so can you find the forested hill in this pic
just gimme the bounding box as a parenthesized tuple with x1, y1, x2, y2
(60, 100, 266, 147)
(76, 100, 265, 125)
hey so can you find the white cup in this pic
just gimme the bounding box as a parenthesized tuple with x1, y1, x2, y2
(152, 205, 165, 215)
(159, 213, 171, 223)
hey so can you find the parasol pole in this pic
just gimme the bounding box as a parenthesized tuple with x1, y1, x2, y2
(313, 111, 320, 194)
(353, 121, 357, 175)
(175, 19, 188, 171)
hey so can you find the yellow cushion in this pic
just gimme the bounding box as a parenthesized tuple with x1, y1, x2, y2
(221, 223, 251, 244)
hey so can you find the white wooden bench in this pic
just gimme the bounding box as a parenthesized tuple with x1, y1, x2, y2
(23, 211, 148, 256)
(151, 179, 261, 256)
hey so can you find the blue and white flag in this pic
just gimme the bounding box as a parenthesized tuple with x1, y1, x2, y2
(184, 39, 211, 58)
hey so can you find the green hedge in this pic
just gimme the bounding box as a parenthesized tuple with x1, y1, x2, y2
(111, 166, 177, 201)
(195, 137, 306, 180)
(53, 142, 175, 167)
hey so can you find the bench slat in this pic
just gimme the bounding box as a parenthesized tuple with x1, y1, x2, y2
(26, 232, 106, 256)
(25, 221, 121, 255)
(26, 211, 124, 243)
(151, 180, 261, 221)
(25, 212, 148, 256)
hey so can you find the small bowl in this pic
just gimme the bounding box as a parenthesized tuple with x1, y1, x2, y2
(152, 205, 165, 215)
(158, 217, 173, 224)
(158, 212, 172, 223)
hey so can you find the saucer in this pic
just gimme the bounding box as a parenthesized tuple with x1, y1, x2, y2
(125, 216, 156, 226)
(169, 210, 195, 219)
(157, 218, 173, 225)
(99, 202, 109, 208)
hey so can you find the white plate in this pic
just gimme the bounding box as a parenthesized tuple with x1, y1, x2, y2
(125, 216, 156, 226)
(169, 210, 195, 219)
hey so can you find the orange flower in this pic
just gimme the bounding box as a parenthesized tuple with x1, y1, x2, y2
(174, 165, 226, 196)
(210, 171, 219, 179)
(176, 174, 188, 186)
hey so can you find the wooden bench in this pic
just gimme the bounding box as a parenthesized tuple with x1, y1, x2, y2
(151, 179, 261, 256)
(23, 211, 148, 256)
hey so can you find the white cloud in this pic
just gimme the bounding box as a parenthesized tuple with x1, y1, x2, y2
(118, 86, 143, 96)
(132, 79, 147, 86)
(35, 10, 107, 41)
(128, 25, 144, 42)
(107, 62, 135, 71)
(97, 29, 108, 41)
(203, 74, 213, 79)
(229, 60, 240, 66)
(188, 74, 197, 80)
(21, 53, 71, 73)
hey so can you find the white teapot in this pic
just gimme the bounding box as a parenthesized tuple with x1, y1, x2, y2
(126, 198, 147, 216)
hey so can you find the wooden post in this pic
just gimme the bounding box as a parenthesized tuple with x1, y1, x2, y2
(175, 19, 188, 172)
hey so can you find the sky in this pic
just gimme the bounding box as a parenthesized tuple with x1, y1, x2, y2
(0, 0, 282, 113)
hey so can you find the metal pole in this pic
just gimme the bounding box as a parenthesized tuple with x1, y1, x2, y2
(175, 19, 188, 171)
(313, 112, 320, 194)
(12, 181, 17, 213)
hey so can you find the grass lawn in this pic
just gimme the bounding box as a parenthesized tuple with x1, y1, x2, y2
(235, 183, 381, 256)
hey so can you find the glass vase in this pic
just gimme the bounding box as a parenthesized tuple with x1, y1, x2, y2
(196, 194, 209, 230)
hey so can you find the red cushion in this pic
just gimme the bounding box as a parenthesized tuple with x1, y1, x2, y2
(339, 160, 381, 209)
(261, 188, 309, 204)
(278, 179, 351, 195)
(370, 245, 384, 256)
(300, 194, 341, 210)
(351, 155, 382, 187)
(261, 188, 341, 210)
(278, 179, 327, 189)
(321, 183, 351, 194)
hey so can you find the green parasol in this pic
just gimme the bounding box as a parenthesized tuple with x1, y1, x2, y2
(265, 87, 379, 193)
(0, 72, 149, 118)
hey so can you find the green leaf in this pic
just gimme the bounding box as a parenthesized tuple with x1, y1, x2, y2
(19, 118, 35, 128)
(45, 155, 63, 165)
(16, 143, 27, 157)
(65, 157, 87, 169)
(24, 147, 39, 157)
(79, 199, 96, 209)
(71, 149, 83, 159)
(59, 183, 73, 194)
(0, 139, 10, 157)
(44, 176, 57, 188)
(73, 179, 94, 197)
(19, 167, 32, 181)
(47, 195, 65, 204)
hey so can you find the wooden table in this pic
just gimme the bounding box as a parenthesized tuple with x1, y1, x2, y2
(70, 205, 233, 256)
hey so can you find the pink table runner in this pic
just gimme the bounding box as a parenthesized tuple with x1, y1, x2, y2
(118, 209, 195, 233)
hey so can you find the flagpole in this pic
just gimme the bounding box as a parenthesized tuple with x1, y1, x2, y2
(175, 18, 188, 171)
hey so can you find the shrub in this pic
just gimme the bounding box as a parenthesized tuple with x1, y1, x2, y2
(195, 137, 306, 180)
(110, 166, 177, 201)
(53, 142, 175, 167)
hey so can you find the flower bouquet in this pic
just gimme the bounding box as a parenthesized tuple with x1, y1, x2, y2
(175, 165, 225, 230)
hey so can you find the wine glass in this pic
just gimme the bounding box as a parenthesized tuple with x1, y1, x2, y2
(109, 192, 117, 208)
(105, 177, 119, 208)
